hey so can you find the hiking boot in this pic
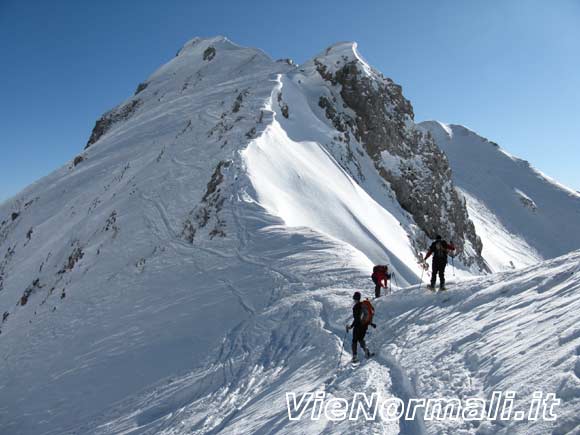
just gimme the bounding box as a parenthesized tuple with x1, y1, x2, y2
(351, 355, 359, 363)
(428, 284, 435, 291)
(439, 285, 447, 291)
(364, 348, 374, 358)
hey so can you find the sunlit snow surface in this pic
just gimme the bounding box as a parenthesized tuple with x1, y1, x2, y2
(0, 38, 579, 435)
(87, 251, 580, 435)
(421, 120, 580, 271)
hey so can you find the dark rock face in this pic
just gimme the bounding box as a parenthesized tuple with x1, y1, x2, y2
(315, 57, 485, 269)
(318, 96, 343, 130)
(203, 46, 216, 61)
(85, 99, 141, 149)
(182, 160, 231, 242)
(58, 244, 84, 274)
(134, 82, 148, 95)
(277, 92, 289, 118)
(276, 58, 295, 66)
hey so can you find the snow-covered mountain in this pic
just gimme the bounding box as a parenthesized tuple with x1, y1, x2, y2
(420, 121, 580, 271)
(1, 37, 579, 435)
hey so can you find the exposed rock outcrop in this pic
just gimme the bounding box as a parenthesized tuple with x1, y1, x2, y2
(85, 99, 141, 149)
(312, 43, 485, 269)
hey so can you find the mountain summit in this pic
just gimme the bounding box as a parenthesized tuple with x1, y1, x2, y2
(1, 37, 579, 434)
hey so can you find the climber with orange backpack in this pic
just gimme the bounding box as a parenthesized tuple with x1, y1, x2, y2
(346, 291, 375, 363)
(371, 264, 391, 297)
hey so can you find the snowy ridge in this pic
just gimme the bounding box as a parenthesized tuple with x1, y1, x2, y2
(0, 37, 579, 434)
(420, 121, 580, 271)
(242, 72, 421, 285)
(312, 41, 376, 78)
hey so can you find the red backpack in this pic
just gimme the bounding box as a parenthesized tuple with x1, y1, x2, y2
(360, 299, 375, 327)
(372, 265, 389, 287)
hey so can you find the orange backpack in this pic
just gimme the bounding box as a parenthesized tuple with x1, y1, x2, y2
(360, 299, 375, 327)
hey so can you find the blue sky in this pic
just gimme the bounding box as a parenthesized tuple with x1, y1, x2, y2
(1, 0, 579, 202)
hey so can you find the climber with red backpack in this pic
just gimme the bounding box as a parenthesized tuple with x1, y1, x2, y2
(371, 264, 391, 297)
(346, 291, 375, 363)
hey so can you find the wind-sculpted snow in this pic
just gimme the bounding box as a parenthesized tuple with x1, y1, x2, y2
(372, 250, 580, 434)
(82, 250, 580, 435)
(0, 36, 578, 434)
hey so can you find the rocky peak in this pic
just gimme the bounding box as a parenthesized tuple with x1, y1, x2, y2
(312, 42, 361, 71)
(307, 44, 486, 270)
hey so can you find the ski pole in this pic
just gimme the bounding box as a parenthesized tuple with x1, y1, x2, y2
(336, 329, 348, 370)
(419, 266, 424, 290)
(452, 256, 456, 276)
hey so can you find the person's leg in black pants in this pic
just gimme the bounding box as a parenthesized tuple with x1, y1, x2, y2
(438, 262, 446, 288)
(430, 262, 437, 288)
(351, 326, 368, 357)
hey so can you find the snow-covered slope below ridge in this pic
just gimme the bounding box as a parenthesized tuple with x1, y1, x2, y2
(90, 249, 580, 435)
(420, 121, 580, 272)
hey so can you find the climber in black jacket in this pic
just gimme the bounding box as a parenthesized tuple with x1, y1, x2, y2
(423, 235, 456, 290)
(346, 291, 375, 363)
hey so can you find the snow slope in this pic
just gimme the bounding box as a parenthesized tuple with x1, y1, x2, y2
(80, 248, 580, 435)
(0, 35, 300, 434)
(243, 71, 422, 283)
(1, 37, 579, 435)
(420, 121, 580, 271)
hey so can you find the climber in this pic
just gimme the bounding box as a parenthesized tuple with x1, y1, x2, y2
(371, 265, 391, 297)
(422, 235, 456, 291)
(346, 291, 375, 363)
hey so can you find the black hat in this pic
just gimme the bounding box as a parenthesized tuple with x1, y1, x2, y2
(353, 291, 361, 301)
(436, 234, 442, 240)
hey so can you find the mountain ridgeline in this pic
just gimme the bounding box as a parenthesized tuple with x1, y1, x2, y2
(1, 37, 580, 434)
(85, 37, 485, 270)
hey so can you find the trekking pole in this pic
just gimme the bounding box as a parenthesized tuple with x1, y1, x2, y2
(452, 256, 456, 277)
(336, 329, 348, 370)
(393, 272, 399, 290)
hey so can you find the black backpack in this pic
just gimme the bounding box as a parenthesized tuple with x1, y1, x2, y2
(433, 240, 447, 260)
